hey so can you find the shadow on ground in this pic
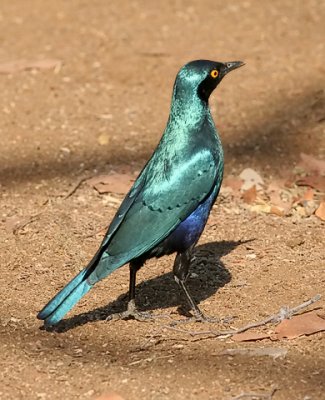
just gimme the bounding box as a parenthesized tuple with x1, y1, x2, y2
(44, 239, 252, 333)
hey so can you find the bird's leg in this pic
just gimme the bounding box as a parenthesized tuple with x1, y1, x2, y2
(173, 250, 218, 322)
(125, 260, 138, 312)
(125, 261, 151, 318)
(173, 250, 205, 320)
(107, 260, 154, 321)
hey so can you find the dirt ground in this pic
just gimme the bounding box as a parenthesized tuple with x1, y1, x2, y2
(0, 1, 324, 399)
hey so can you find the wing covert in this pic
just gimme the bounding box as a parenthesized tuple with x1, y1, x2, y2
(100, 149, 221, 267)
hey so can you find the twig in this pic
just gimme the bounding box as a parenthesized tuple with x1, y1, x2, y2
(12, 213, 42, 234)
(161, 294, 322, 339)
(62, 176, 90, 199)
(231, 387, 277, 400)
(276, 294, 321, 320)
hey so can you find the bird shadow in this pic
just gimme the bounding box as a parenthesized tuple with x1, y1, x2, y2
(45, 239, 253, 333)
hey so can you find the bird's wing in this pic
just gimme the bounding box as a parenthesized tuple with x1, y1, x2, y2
(100, 170, 147, 247)
(89, 148, 222, 281)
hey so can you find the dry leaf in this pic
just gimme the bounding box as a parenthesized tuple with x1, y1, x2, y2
(275, 311, 325, 339)
(315, 202, 325, 221)
(299, 153, 325, 175)
(232, 331, 270, 342)
(270, 205, 285, 216)
(268, 192, 291, 214)
(87, 173, 133, 195)
(250, 204, 271, 214)
(295, 205, 307, 217)
(303, 188, 315, 201)
(223, 177, 243, 192)
(302, 200, 318, 217)
(267, 179, 286, 192)
(296, 175, 325, 192)
(239, 168, 264, 191)
(242, 185, 257, 204)
(0, 59, 62, 73)
(269, 191, 282, 207)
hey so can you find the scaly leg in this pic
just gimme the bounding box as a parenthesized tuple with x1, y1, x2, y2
(107, 260, 155, 321)
(173, 250, 218, 322)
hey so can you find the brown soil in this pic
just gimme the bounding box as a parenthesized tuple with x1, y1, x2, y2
(0, 1, 324, 399)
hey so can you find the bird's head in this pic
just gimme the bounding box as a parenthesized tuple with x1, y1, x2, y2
(175, 59, 245, 102)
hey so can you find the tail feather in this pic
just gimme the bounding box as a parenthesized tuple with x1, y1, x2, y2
(37, 250, 121, 326)
(37, 268, 88, 320)
(43, 279, 92, 326)
(37, 267, 93, 326)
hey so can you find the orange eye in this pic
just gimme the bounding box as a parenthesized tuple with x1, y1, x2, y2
(210, 69, 219, 78)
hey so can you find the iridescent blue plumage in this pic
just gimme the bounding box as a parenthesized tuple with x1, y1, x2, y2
(38, 59, 244, 325)
(157, 186, 219, 254)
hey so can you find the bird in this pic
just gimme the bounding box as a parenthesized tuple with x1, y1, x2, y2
(37, 59, 244, 326)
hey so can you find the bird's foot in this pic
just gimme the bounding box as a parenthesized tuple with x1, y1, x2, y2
(170, 312, 236, 328)
(187, 306, 220, 323)
(175, 306, 235, 324)
(107, 309, 153, 322)
(106, 300, 171, 322)
(106, 299, 153, 322)
(191, 311, 237, 324)
(187, 311, 220, 324)
(195, 314, 220, 323)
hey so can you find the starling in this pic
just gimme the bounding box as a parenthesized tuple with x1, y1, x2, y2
(38, 59, 244, 326)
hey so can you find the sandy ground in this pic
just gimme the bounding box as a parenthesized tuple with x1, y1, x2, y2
(0, 1, 324, 399)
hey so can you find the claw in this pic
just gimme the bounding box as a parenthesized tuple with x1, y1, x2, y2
(106, 309, 153, 322)
(106, 299, 153, 321)
(189, 312, 220, 323)
(106, 299, 171, 322)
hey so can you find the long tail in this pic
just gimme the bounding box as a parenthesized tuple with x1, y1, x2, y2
(37, 267, 93, 326)
(38, 248, 126, 326)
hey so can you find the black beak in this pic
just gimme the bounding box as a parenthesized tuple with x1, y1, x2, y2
(222, 61, 245, 75)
